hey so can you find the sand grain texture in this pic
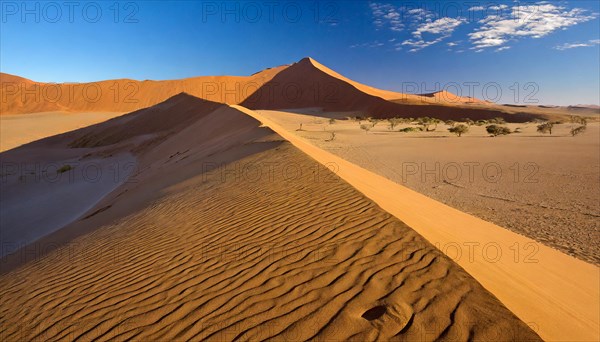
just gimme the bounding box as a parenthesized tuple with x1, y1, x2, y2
(0, 96, 540, 341)
(244, 108, 600, 341)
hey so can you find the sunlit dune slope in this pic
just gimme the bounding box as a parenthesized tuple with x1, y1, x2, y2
(0, 94, 540, 341)
(1, 58, 557, 122)
(0, 65, 286, 115)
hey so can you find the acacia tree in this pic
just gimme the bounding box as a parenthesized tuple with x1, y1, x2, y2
(360, 123, 374, 134)
(417, 117, 440, 131)
(537, 122, 554, 135)
(388, 118, 403, 130)
(486, 124, 511, 136)
(570, 126, 586, 137)
(448, 124, 469, 137)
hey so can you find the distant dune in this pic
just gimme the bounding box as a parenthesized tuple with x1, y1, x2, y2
(1, 57, 562, 122)
(0, 94, 541, 340)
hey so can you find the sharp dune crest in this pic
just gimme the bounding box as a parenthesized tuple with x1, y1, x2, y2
(0, 95, 541, 341)
(0, 58, 556, 122)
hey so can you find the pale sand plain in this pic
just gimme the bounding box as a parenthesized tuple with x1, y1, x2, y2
(247, 108, 599, 341)
(0, 96, 541, 341)
(258, 110, 600, 264)
(0, 112, 125, 152)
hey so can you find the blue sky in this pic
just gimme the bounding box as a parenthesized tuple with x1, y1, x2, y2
(1, 1, 599, 105)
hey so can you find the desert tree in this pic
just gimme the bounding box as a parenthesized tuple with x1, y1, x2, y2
(417, 117, 440, 131)
(460, 118, 475, 126)
(296, 123, 304, 131)
(569, 115, 588, 130)
(388, 118, 403, 130)
(448, 124, 469, 137)
(536, 122, 554, 135)
(360, 123, 374, 134)
(570, 126, 586, 137)
(486, 124, 511, 136)
(445, 120, 456, 127)
(329, 118, 336, 125)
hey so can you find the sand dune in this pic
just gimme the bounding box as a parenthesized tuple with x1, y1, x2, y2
(1, 58, 557, 123)
(242, 58, 547, 122)
(243, 108, 600, 341)
(0, 95, 540, 341)
(417, 90, 488, 104)
(0, 65, 286, 115)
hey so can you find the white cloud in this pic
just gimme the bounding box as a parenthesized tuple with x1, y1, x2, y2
(370, 3, 404, 32)
(402, 17, 465, 51)
(495, 46, 511, 52)
(468, 6, 485, 11)
(469, 2, 597, 49)
(447, 42, 459, 46)
(554, 39, 600, 50)
(350, 41, 385, 49)
(489, 5, 508, 11)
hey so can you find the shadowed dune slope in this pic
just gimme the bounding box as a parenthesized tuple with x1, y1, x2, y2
(242, 58, 545, 122)
(0, 95, 540, 341)
(2, 58, 558, 122)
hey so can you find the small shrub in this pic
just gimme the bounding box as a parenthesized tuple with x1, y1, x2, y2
(328, 118, 336, 124)
(417, 117, 441, 131)
(536, 122, 554, 135)
(388, 118, 403, 130)
(569, 115, 588, 127)
(448, 124, 469, 137)
(57, 165, 73, 174)
(398, 127, 422, 133)
(486, 125, 511, 136)
(360, 124, 374, 134)
(570, 125, 586, 137)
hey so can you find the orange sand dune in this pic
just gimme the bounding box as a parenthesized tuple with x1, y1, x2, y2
(0, 95, 540, 341)
(417, 90, 488, 104)
(300, 58, 485, 105)
(242, 58, 546, 122)
(243, 108, 600, 341)
(2, 58, 551, 122)
(0, 65, 286, 115)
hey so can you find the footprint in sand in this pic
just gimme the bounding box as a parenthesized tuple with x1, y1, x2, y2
(361, 302, 414, 339)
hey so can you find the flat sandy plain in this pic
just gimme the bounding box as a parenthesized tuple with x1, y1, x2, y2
(0, 112, 125, 152)
(258, 110, 600, 264)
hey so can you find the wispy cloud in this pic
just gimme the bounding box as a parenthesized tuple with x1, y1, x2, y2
(369, 3, 404, 32)
(469, 2, 597, 50)
(554, 39, 600, 50)
(402, 17, 465, 51)
(495, 46, 511, 52)
(350, 41, 385, 49)
(468, 6, 485, 12)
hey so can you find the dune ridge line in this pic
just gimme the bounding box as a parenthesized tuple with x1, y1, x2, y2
(232, 105, 600, 341)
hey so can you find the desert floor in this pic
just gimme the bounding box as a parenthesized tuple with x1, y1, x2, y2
(258, 110, 600, 265)
(0, 112, 125, 152)
(0, 104, 542, 341)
